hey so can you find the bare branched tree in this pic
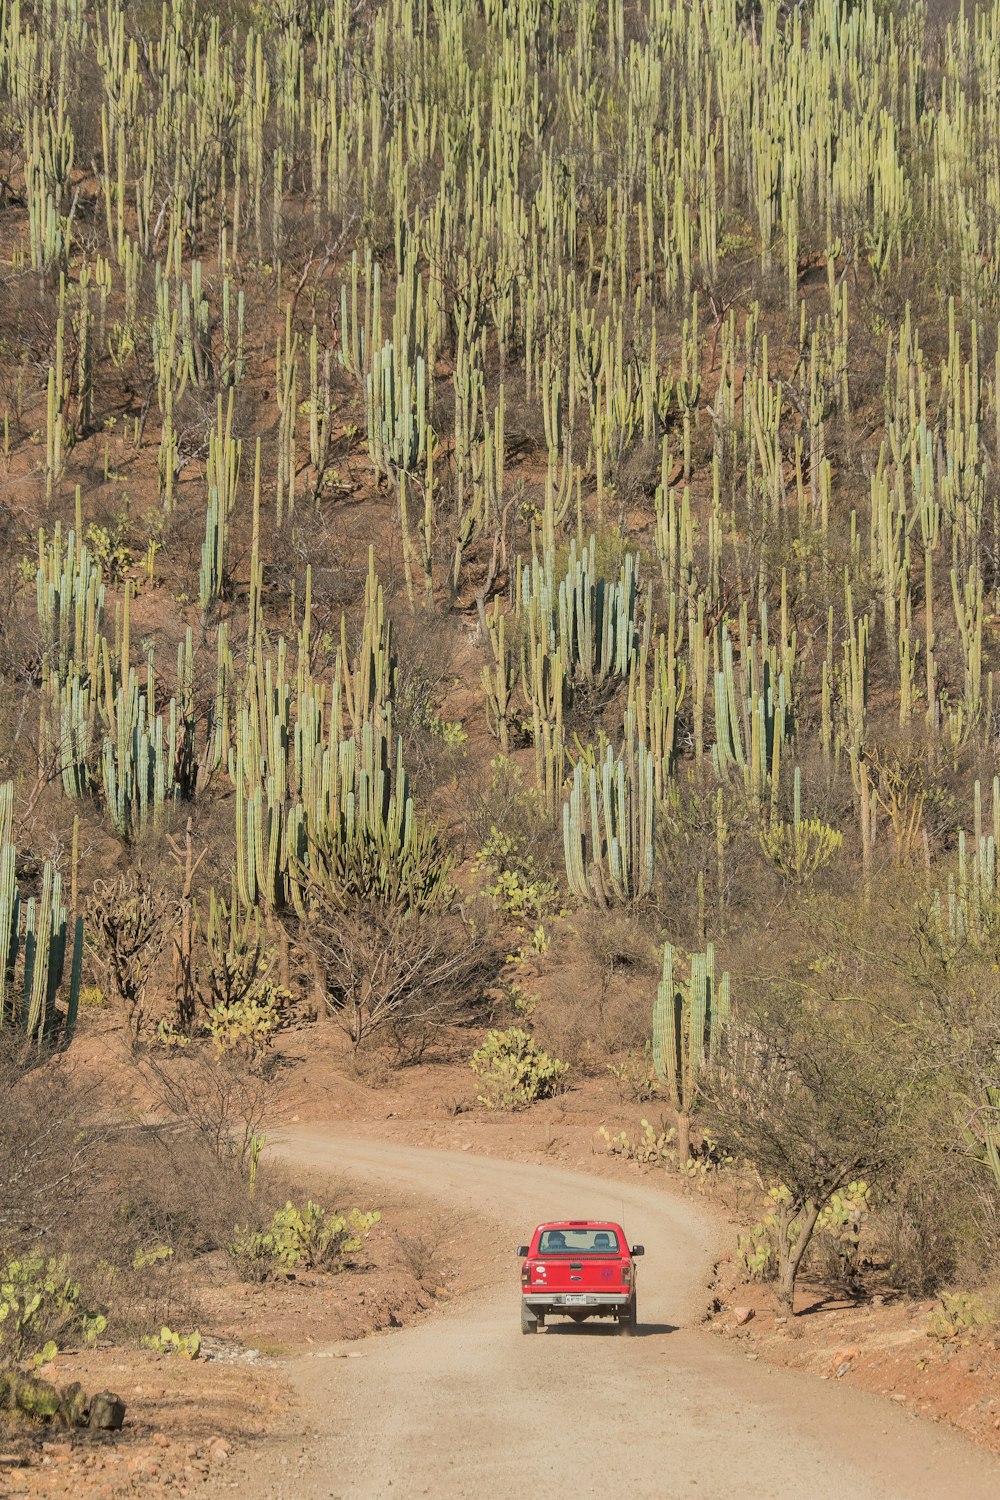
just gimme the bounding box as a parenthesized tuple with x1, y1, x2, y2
(88, 873, 176, 1048)
(310, 902, 494, 1054)
(141, 1047, 275, 1176)
(0, 1040, 110, 1245)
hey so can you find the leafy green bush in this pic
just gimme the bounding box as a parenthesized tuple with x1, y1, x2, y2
(474, 828, 561, 925)
(142, 1326, 202, 1358)
(0, 1256, 106, 1362)
(927, 1291, 992, 1343)
(599, 1118, 676, 1164)
(205, 992, 286, 1058)
(758, 817, 843, 884)
(738, 1181, 872, 1284)
(228, 1202, 380, 1281)
(470, 1027, 568, 1111)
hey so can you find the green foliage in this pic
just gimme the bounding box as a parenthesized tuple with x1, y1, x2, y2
(470, 1027, 568, 1111)
(738, 1181, 872, 1284)
(738, 1220, 780, 1283)
(474, 828, 561, 924)
(0, 1256, 106, 1361)
(199, 893, 289, 1057)
(142, 1326, 202, 1358)
(425, 714, 466, 747)
(758, 817, 843, 884)
(205, 995, 282, 1056)
(927, 1291, 992, 1343)
(131, 1245, 174, 1271)
(84, 517, 131, 582)
(599, 1118, 676, 1165)
(229, 1203, 380, 1280)
(606, 1045, 662, 1103)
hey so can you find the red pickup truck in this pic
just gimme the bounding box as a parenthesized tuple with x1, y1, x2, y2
(516, 1220, 644, 1334)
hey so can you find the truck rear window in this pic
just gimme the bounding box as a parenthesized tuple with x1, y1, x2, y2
(538, 1229, 620, 1254)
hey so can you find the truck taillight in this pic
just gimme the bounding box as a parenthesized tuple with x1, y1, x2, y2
(622, 1262, 632, 1286)
(521, 1264, 532, 1285)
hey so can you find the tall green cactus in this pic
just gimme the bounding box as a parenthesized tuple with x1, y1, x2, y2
(563, 735, 654, 905)
(36, 523, 105, 684)
(712, 626, 791, 806)
(0, 783, 82, 1046)
(199, 484, 227, 616)
(340, 547, 396, 732)
(519, 537, 644, 710)
(652, 941, 730, 1170)
(100, 661, 179, 840)
(42, 663, 94, 799)
(365, 336, 428, 476)
(290, 712, 453, 917)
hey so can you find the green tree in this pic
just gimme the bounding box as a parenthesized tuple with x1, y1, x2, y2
(702, 990, 902, 1314)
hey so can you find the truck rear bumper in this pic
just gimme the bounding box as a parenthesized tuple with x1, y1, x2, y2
(523, 1293, 630, 1310)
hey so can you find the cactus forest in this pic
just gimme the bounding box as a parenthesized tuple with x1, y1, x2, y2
(2, 0, 1000, 1330)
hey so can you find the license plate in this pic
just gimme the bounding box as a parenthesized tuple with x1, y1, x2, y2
(564, 1294, 590, 1305)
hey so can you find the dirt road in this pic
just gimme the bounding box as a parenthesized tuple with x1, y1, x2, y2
(230, 1130, 1000, 1500)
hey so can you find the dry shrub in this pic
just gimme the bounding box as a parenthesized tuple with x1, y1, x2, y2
(0, 1042, 285, 1344)
(311, 900, 498, 1060)
(875, 1171, 967, 1298)
(0, 1042, 110, 1249)
(88, 871, 176, 1047)
(530, 910, 659, 1075)
(394, 1212, 455, 1284)
(140, 1044, 276, 1174)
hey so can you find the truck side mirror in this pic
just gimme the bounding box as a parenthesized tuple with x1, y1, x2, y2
(630, 1244, 645, 1257)
(516, 1245, 530, 1257)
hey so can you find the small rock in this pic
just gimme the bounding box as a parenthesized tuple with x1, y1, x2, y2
(831, 1346, 860, 1375)
(733, 1306, 755, 1326)
(208, 1437, 231, 1465)
(153, 1431, 169, 1449)
(890, 1392, 907, 1403)
(89, 1392, 126, 1431)
(41, 1442, 72, 1459)
(127, 1455, 160, 1476)
(871, 1294, 886, 1307)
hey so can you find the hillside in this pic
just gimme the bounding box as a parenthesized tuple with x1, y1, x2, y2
(1, 0, 1000, 1482)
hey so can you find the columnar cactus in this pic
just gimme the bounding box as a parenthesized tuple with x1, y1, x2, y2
(0, 783, 82, 1045)
(652, 942, 730, 1170)
(36, 524, 105, 684)
(366, 336, 428, 476)
(100, 665, 180, 840)
(563, 735, 654, 905)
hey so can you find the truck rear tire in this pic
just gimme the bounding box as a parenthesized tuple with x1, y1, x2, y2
(618, 1296, 637, 1335)
(521, 1303, 539, 1334)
